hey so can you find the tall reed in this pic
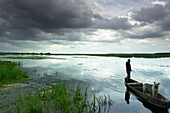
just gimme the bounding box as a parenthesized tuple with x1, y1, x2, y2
(16, 83, 114, 113)
(0, 60, 28, 86)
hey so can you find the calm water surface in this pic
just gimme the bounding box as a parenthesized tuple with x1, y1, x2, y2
(2, 55, 170, 113)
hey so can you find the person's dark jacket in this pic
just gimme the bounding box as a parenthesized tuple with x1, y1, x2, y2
(126, 61, 132, 72)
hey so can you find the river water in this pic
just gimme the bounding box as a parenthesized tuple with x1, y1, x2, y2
(1, 55, 170, 113)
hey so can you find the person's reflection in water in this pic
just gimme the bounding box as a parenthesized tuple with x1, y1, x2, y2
(125, 90, 130, 104)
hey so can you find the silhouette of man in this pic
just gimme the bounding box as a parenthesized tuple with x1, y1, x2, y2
(126, 59, 132, 80)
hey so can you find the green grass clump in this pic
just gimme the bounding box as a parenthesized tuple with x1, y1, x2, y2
(0, 60, 28, 86)
(16, 84, 114, 113)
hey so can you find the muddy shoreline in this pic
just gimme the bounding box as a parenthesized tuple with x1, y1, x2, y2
(0, 75, 94, 113)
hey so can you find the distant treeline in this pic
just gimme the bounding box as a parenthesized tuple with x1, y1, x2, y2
(0, 52, 170, 58)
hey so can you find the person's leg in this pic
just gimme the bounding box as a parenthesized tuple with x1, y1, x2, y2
(127, 71, 130, 80)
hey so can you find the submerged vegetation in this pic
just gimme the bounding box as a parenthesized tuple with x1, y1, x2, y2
(0, 60, 28, 86)
(16, 83, 113, 113)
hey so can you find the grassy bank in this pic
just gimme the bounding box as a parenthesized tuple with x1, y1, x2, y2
(16, 83, 113, 113)
(0, 60, 28, 87)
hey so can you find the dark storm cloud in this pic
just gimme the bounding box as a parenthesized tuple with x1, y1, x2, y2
(0, 0, 93, 30)
(92, 14, 132, 30)
(158, 15, 170, 31)
(0, 0, 134, 42)
(130, 2, 170, 38)
(123, 30, 165, 39)
(157, 2, 170, 31)
(0, 0, 94, 41)
(132, 4, 168, 23)
(58, 33, 83, 42)
(132, 2, 170, 30)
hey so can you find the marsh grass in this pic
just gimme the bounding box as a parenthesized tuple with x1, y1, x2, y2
(5, 56, 66, 60)
(0, 60, 28, 86)
(5, 56, 49, 60)
(16, 83, 114, 113)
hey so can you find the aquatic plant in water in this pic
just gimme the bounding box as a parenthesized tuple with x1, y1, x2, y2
(16, 83, 114, 113)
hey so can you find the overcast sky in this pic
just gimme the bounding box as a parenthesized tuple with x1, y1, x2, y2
(0, 0, 170, 53)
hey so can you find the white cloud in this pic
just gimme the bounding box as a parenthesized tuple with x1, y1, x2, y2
(87, 29, 118, 41)
(152, 1, 166, 6)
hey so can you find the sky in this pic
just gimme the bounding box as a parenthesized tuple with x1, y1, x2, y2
(0, 0, 170, 53)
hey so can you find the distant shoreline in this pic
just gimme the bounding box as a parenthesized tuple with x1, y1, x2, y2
(0, 52, 170, 58)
